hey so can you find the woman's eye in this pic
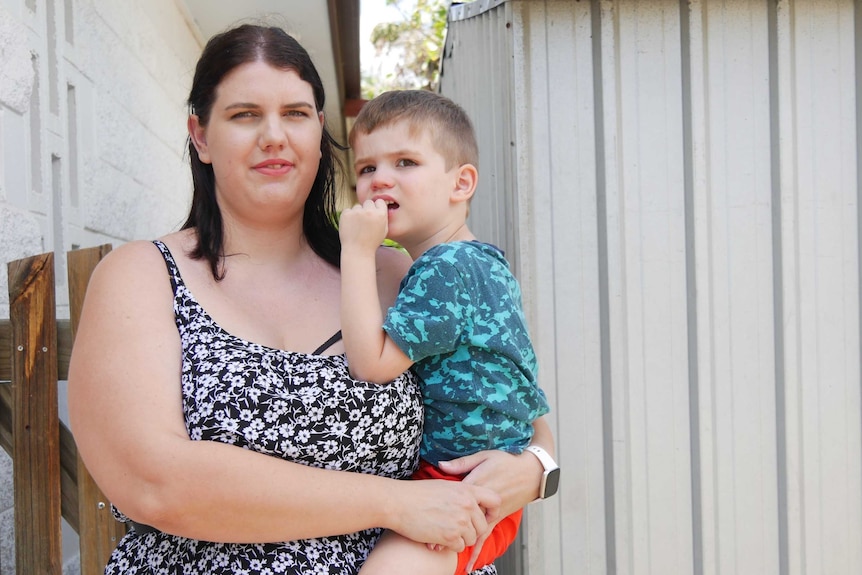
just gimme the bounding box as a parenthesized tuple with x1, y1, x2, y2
(285, 110, 309, 118)
(231, 111, 255, 119)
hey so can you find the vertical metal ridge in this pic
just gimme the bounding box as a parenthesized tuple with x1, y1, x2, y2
(767, 1, 789, 574)
(678, 1, 703, 574)
(591, 1, 617, 573)
(855, 0, 862, 554)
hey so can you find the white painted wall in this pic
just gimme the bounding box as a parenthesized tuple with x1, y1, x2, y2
(0, 0, 200, 571)
(440, 1, 862, 574)
(0, 0, 199, 320)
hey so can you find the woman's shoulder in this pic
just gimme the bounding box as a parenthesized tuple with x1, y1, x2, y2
(92, 240, 162, 278)
(94, 231, 190, 273)
(375, 244, 412, 275)
(86, 231, 195, 301)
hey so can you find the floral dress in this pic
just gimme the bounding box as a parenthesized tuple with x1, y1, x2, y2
(104, 241, 495, 574)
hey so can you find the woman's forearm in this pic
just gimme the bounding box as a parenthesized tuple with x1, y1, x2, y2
(115, 438, 396, 541)
(80, 420, 499, 549)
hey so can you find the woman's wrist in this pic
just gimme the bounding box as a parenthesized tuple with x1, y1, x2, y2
(518, 447, 547, 505)
(523, 417, 558, 501)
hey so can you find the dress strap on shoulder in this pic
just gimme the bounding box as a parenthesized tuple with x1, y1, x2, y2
(312, 330, 343, 355)
(151, 240, 182, 294)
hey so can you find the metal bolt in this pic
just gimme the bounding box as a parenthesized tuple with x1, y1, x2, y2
(42, 347, 47, 352)
(17, 345, 23, 351)
(97, 501, 106, 510)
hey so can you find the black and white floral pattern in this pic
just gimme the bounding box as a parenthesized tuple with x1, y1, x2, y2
(105, 242, 495, 574)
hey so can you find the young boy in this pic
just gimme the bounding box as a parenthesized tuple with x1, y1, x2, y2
(338, 90, 551, 575)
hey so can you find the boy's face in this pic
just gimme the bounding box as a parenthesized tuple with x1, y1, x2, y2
(352, 120, 465, 249)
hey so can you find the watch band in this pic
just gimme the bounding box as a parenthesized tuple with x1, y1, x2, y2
(525, 445, 557, 470)
(525, 445, 561, 500)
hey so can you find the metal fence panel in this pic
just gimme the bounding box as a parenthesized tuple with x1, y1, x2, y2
(440, 1, 862, 574)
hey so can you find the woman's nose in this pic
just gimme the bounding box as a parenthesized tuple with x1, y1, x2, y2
(259, 116, 287, 149)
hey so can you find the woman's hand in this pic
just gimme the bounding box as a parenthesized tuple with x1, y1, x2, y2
(388, 478, 501, 552)
(438, 416, 555, 518)
(436, 448, 541, 571)
(439, 419, 554, 573)
(433, 416, 556, 567)
(438, 449, 541, 520)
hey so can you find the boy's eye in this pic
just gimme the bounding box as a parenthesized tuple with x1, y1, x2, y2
(396, 159, 417, 168)
(358, 165, 375, 175)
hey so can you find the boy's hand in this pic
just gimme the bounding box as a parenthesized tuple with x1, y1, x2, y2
(339, 199, 389, 251)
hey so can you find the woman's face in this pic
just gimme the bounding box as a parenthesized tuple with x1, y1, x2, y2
(188, 61, 324, 224)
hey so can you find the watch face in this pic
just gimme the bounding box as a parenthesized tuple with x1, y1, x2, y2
(544, 467, 561, 498)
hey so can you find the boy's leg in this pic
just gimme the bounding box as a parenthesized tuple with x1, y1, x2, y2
(359, 529, 457, 575)
(358, 511, 522, 575)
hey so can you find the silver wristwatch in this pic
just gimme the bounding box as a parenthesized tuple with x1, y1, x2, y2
(525, 445, 561, 500)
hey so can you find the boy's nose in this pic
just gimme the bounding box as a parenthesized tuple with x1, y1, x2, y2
(370, 168, 393, 190)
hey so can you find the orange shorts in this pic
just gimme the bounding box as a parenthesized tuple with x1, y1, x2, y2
(413, 459, 522, 575)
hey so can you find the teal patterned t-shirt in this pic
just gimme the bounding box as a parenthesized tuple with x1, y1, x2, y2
(383, 241, 549, 466)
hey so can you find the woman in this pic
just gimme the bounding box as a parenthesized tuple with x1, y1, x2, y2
(68, 23, 554, 574)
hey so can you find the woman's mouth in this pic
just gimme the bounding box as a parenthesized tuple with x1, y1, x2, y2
(253, 160, 293, 175)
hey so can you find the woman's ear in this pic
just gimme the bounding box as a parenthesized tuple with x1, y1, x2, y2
(188, 115, 211, 164)
(318, 111, 325, 158)
(451, 163, 478, 204)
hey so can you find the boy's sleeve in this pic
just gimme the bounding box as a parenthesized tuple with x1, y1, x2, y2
(383, 259, 469, 362)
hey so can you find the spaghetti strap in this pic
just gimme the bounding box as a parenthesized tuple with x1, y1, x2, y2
(312, 330, 343, 355)
(152, 240, 181, 293)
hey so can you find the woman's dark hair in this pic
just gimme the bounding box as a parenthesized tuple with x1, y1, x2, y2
(182, 24, 342, 279)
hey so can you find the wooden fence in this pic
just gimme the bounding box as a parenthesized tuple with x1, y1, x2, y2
(0, 245, 126, 574)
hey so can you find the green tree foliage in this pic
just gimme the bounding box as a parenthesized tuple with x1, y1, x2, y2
(362, 0, 449, 97)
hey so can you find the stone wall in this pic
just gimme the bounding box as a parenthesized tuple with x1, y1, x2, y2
(0, 0, 201, 571)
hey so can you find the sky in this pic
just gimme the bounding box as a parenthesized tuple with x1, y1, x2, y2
(359, 0, 402, 77)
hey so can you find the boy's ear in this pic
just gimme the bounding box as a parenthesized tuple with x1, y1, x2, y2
(451, 163, 478, 204)
(188, 115, 211, 164)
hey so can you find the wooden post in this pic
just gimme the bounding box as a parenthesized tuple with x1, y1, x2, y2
(2, 319, 81, 533)
(67, 245, 125, 573)
(8, 252, 62, 573)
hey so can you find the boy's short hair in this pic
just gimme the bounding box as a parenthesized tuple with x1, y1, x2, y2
(349, 90, 479, 170)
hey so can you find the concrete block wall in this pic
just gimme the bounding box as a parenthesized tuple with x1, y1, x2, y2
(0, 0, 202, 571)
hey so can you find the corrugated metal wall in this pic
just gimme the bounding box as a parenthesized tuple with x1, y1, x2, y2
(439, 1, 862, 574)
